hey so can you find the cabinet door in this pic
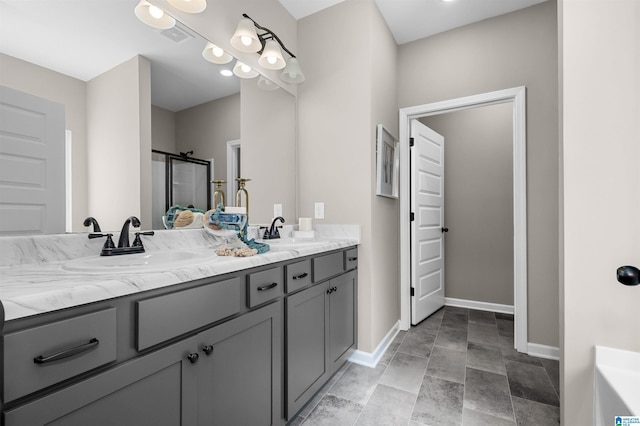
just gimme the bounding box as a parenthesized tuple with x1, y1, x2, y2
(197, 301, 282, 426)
(286, 283, 329, 419)
(3, 337, 199, 426)
(328, 270, 357, 371)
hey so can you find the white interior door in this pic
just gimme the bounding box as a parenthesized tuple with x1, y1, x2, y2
(0, 86, 65, 235)
(411, 120, 446, 325)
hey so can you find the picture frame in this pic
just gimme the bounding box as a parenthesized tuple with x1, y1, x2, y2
(376, 124, 399, 199)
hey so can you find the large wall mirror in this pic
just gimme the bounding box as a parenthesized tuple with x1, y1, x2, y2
(0, 0, 296, 234)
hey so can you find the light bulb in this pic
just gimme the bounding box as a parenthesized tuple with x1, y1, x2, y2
(212, 47, 224, 57)
(267, 56, 277, 65)
(220, 69, 233, 77)
(241, 36, 253, 46)
(241, 64, 251, 73)
(149, 5, 164, 19)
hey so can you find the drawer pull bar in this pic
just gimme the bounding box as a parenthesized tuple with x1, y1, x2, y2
(34, 338, 99, 364)
(257, 282, 278, 292)
(348, 257, 358, 261)
(292, 273, 308, 280)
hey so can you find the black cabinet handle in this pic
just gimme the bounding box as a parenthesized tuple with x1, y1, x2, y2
(442, 227, 449, 233)
(333, 286, 338, 292)
(187, 353, 199, 364)
(257, 282, 278, 292)
(292, 273, 308, 280)
(327, 288, 333, 295)
(34, 338, 99, 364)
(348, 257, 358, 261)
(202, 345, 214, 355)
(617, 265, 640, 286)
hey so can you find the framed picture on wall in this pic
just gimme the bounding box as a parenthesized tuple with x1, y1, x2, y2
(376, 124, 399, 199)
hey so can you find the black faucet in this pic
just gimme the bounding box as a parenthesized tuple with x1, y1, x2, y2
(83, 217, 102, 232)
(88, 216, 153, 256)
(263, 216, 285, 239)
(117, 216, 141, 248)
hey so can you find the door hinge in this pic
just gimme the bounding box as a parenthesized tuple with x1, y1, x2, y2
(410, 287, 415, 296)
(410, 212, 415, 221)
(409, 137, 414, 147)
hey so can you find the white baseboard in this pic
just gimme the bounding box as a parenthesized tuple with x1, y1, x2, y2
(527, 343, 560, 360)
(445, 297, 514, 314)
(348, 320, 400, 368)
(445, 298, 559, 360)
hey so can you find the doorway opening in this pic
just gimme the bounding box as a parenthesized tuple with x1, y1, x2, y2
(399, 86, 528, 353)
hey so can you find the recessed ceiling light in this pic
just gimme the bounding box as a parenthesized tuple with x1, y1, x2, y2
(220, 69, 233, 77)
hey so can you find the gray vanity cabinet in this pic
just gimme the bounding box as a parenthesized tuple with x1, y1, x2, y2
(286, 267, 357, 419)
(197, 300, 282, 426)
(3, 336, 199, 426)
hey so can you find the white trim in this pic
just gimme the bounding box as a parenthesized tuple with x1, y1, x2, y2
(399, 86, 528, 354)
(348, 321, 400, 368)
(65, 130, 72, 233)
(527, 343, 560, 361)
(226, 139, 240, 201)
(444, 297, 514, 314)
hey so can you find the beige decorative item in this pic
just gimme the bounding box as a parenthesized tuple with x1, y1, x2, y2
(173, 210, 194, 227)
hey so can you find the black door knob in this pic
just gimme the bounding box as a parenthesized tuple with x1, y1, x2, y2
(202, 345, 214, 355)
(187, 353, 199, 364)
(617, 265, 640, 286)
(441, 227, 449, 233)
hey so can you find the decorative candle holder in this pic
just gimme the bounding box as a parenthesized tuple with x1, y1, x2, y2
(211, 180, 227, 207)
(235, 178, 251, 214)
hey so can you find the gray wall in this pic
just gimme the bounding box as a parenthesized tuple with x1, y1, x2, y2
(151, 105, 176, 154)
(421, 102, 513, 306)
(298, 0, 399, 353)
(398, 1, 559, 347)
(175, 92, 240, 195)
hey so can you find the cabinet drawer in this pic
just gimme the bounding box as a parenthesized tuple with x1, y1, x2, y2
(137, 277, 242, 351)
(285, 260, 312, 293)
(313, 251, 344, 282)
(247, 267, 283, 308)
(3, 308, 117, 403)
(345, 248, 358, 271)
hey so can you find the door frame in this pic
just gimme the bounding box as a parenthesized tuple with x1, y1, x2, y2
(399, 86, 528, 353)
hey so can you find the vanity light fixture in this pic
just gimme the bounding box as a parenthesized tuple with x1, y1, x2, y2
(231, 14, 305, 83)
(230, 17, 262, 53)
(202, 42, 233, 64)
(281, 57, 305, 84)
(257, 75, 280, 91)
(258, 39, 286, 70)
(167, 0, 207, 13)
(134, 0, 175, 29)
(232, 60, 259, 79)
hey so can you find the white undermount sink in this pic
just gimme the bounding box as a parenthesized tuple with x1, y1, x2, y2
(62, 250, 213, 273)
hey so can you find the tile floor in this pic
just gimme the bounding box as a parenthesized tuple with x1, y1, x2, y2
(289, 306, 560, 426)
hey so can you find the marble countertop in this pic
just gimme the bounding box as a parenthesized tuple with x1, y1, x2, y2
(0, 226, 359, 323)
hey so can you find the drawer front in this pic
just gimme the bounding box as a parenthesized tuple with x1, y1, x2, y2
(3, 308, 117, 403)
(137, 277, 242, 351)
(345, 248, 358, 271)
(285, 260, 312, 293)
(313, 251, 344, 282)
(247, 267, 283, 308)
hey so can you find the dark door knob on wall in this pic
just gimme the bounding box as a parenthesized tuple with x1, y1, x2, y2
(441, 227, 449, 233)
(616, 265, 640, 286)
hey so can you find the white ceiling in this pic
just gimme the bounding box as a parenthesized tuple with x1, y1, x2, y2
(1, 0, 547, 112)
(279, 0, 547, 44)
